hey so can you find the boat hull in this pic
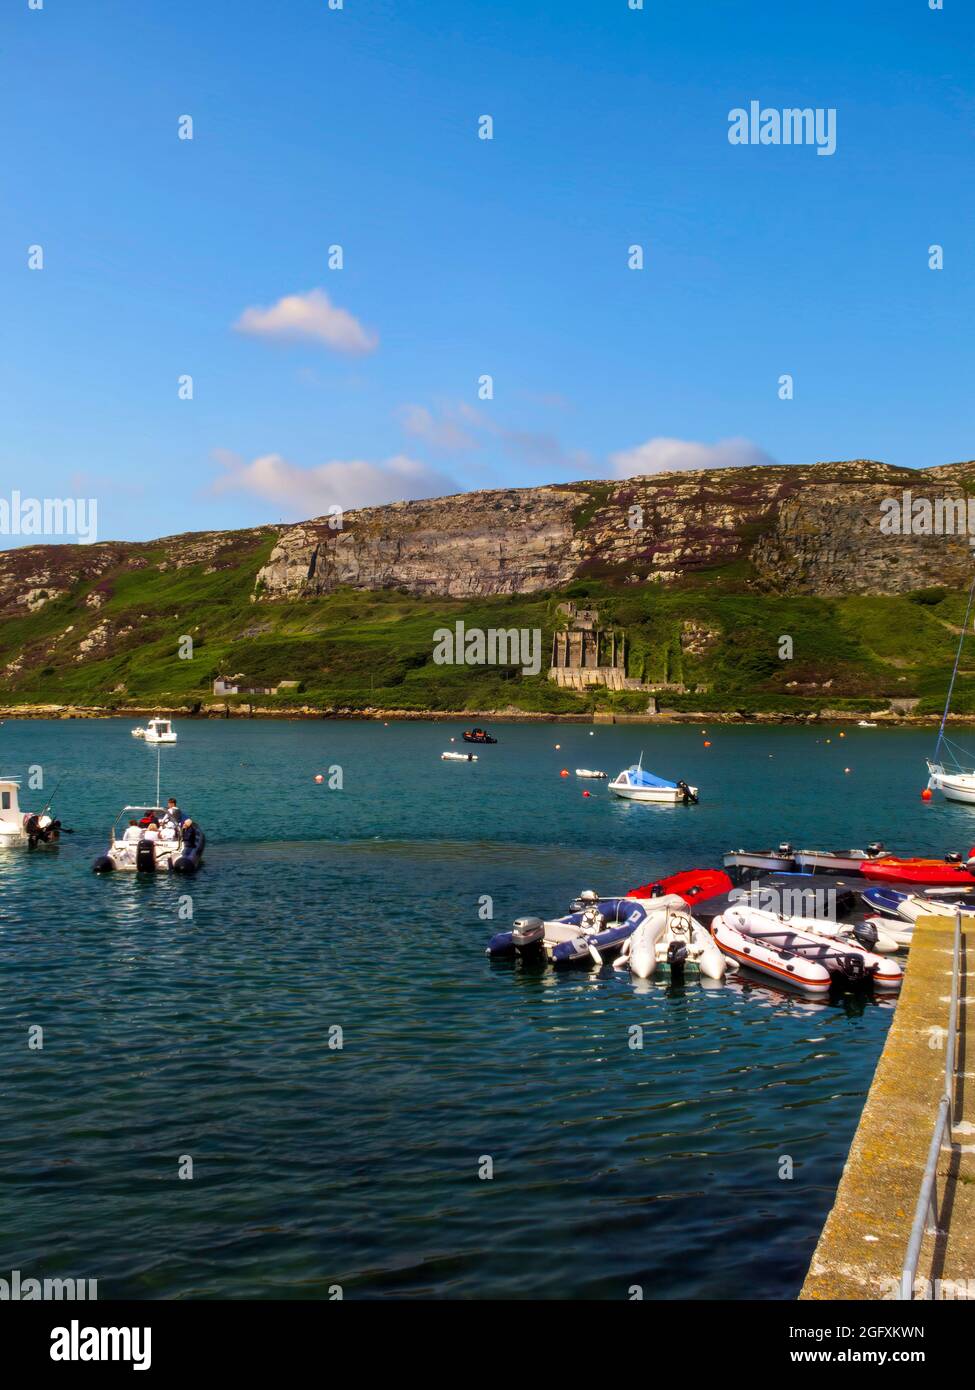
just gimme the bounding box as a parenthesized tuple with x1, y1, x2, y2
(610, 782, 698, 803)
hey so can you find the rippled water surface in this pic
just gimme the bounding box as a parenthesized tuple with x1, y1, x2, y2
(1, 718, 965, 1298)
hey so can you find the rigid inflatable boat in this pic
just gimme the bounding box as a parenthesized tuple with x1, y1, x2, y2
(485, 896, 647, 967)
(862, 885, 975, 924)
(93, 805, 205, 874)
(463, 728, 496, 744)
(613, 899, 726, 980)
(719, 903, 903, 990)
(710, 915, 832, 996)
(626, 867, 733, 907)
(858, 855, 975, 886)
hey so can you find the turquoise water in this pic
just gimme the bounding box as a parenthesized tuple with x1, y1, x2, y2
(0, 718, 967, 1299)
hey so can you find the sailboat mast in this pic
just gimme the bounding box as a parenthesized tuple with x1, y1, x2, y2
(934, 569, 975, 764)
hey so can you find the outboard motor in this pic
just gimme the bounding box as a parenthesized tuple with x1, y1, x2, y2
(511, 916, 545, 952)
(777, 842, 794, 856)
(676, 780, 698, 806)
(667, 939, 689, 970)
(945, 851, 962, 864)
(839, 952, 866, 982)
(853, 920, 879, 950)
(92, 855, 114, 873)
(865, 842, 885, 859)
(135, 840, 156, 873)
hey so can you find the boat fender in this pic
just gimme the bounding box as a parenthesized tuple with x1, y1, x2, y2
(853, 920, 879, 950)
(92, 855, 115, 874)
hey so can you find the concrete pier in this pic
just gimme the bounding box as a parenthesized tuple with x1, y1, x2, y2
(801, 913, 973, 1299)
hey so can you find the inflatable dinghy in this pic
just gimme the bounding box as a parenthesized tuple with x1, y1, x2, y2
(710, 915, 832, 995)
(613, 898, 726, 980)
(486, 896, 648, 967)
(862, 885, 975, 924)
(627, 867, 733, 907)
(859, 855, 975, 886)
(442, 751, 477, 761)
(720, 903, 903, 990)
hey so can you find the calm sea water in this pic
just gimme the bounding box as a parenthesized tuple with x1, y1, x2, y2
(1, 717, 968, 1300)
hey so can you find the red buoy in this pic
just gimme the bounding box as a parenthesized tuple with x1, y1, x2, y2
(314, 774, 324, 784)
(921, 788, 933, 801)
(582, 790, 591, 798)
(703, 740, 711, 748)
(560, 769, 569, 777)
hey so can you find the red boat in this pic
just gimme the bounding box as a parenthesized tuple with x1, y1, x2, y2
(859, 856, 975, 886)
(627, 868, 733, 904)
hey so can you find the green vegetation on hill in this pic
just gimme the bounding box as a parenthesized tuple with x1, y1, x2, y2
(0, 539, 969, 717)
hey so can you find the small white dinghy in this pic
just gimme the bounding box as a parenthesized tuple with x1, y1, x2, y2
(720, 903, 903, 990)
(614, 896, 725, 980)
(575, 769, 607, 779)
(442, 750, 477, 762)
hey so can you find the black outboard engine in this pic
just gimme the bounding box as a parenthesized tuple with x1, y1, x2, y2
(667, 939, 689, 970)
(778, 842, 794, 856)
(853, 920, 879, 950)
(839, 952, 866, 982)
(511, 916, 545, 952)
(136, 840, 156, 872)
(865, 842, 885, 859)
(945, 851, 962, 864)
(24, 814, 40, 849)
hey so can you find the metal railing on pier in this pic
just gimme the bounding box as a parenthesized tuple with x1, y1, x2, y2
(897, 911, 963, 1300)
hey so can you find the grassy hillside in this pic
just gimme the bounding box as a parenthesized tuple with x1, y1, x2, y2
(0, 539, 969, 717)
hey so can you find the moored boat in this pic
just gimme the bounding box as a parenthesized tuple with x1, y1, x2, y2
(131, 717, 177, 744)
(609, 755, 698, 804)
(626, 867, 732, 906)
(486, 894, 646, 966)
(462, 728, 496, 745)
(858, 854, 975, 886)
(710, 915, 832, 996)
(0, 777, 64, 848)
(441, 750, 477, 761)
(575, 768, 607, 779)
(614, 900, 726, 980)
(718, 903, 903, 990)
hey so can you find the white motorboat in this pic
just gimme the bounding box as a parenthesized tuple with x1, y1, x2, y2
(857, 720, 878, 728)
(442, 750, 477, 762)
(92, 805, 204, 874)
(132, 717, 177, 744)
(575, 768, 607, 779)
(614, 898, 726, 980)
(609, 754, 698, 804)
(0, 777, 63, 847)
(927, 762, 975, 805)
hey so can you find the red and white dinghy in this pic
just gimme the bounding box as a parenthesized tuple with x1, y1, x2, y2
(718, 904, 903, 991)
(710, 915, 832, 995)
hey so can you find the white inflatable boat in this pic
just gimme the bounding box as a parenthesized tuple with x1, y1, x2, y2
(710, 914, 833, 995)
(441, 751, 478, 761)
(613, 897, 726, 980)
(719, 903, 903, 990)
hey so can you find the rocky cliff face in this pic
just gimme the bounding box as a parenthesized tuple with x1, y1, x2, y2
(255, 460, 975, 600)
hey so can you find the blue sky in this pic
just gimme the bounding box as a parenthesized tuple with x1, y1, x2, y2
(2, 0, 973, 544)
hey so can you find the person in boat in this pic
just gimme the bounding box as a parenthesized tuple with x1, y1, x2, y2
(578, 889, 605, 935)
(164, 798, 185, 827)
(181, 818, 200, 851)
(143, 821, 160, 843)
(159, 819, 178, 843)
(122, 819, 142, 844)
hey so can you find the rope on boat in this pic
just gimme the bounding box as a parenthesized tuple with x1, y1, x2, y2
(934, 568, 975, 768)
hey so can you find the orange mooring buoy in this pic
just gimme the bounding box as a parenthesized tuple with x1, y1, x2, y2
(921, 788, 933, 801)
(560, 769, 569, 777)
(314, 774, 324, 783)
(703, 740, 712, 748)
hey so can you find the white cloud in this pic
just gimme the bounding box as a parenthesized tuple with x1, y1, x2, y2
(212, 450, 458, 517)
(234, 288, 378, 355)
(608, 435, 777, 477)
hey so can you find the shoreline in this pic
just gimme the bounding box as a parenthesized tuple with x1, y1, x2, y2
(0, 702, 966, 726)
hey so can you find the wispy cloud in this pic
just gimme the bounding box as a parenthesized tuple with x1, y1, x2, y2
(234, 288, 378, 355)
(398, 404, 478, 452)
(608, 435, 777, 477)
(211, 450, 458, 517)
